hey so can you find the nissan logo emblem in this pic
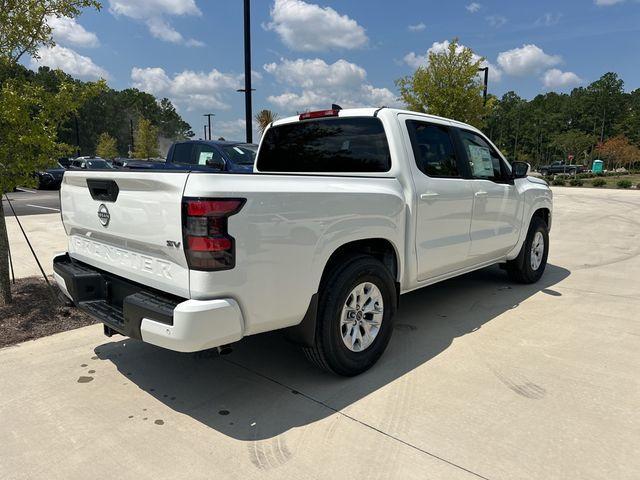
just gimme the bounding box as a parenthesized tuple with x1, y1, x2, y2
(97, 204, 110, 227)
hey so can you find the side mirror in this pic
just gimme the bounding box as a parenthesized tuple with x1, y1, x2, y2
(206, 157, 225, 171)
(512, 161, 529, 179)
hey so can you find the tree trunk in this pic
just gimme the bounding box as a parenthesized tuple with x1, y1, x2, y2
(0, 199, 12, 305)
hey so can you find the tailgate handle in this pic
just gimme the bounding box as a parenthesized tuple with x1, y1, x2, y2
(86, 179, 119, 202)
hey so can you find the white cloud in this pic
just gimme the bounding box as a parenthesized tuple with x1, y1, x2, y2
(535, 13, 562, 26)
(408, 22, 426, 32)
(108, 0, 200, 18)
(404, 40, 503, 83)
(264, 58, 399, 113)
(466, 2, 481, 13)
(47, 16, 99, 47)
(264, 58, 366, 89)
(131, 66, 243, 110)
(542, 69, 582, 89)
(30, 45, 109, 79)
(497, 44, 562, 76)
(108, 0, 203, 46)
(214, 119, 246, 140)
(595, 0, 625, 5)
(265, 0, 368, 51)
(486, 15, 507, 27)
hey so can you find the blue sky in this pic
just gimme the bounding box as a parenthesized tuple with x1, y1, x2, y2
(29, 0, 640, 141)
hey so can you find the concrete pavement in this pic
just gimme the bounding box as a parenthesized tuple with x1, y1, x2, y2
(1, 187, 639, 480)
(5, 213, 67, 279)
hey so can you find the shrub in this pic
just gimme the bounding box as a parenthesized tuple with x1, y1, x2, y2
(617, 179, 632, 189)
(577, 173, 594, 179)
(552, 178, 566, 186)
(569, 178, 583, 187)
(592, 178, 607, 187)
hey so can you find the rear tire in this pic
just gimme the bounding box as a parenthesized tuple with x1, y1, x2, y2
(303, 255, 396, 376)
(506, 216, 549, 284)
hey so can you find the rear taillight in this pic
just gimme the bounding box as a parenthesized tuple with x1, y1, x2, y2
(182, 198, 245, 271)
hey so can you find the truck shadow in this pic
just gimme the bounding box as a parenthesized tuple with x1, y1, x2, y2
(96, 264, 570, 441)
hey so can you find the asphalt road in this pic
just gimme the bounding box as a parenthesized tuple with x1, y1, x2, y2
(2, 189, 61, 216)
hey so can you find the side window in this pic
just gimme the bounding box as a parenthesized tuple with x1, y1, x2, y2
(172, 143, 195, 165)
(193, 144, 223, 166)
(406, 120, 460, 177)
(459, 130, 505, 181)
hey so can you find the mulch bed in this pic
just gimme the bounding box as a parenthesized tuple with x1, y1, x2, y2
(0, 277, 96, 349)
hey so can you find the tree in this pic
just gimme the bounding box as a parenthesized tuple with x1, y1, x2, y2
(0, 75, 103, 304)
(95, 132, 118, 159)
(0, 0, 101, 65)
(395, 38, 488, 127)
(158, 98, 193, 139)
(133, 118, 159, 159)
(596, 135, 640, 170)
(549, 130, 596, 165)
(0, 0, 101, 306)
(255, 109, 279, 134)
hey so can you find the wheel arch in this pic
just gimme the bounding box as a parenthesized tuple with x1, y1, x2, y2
(284, 237, 401, 347)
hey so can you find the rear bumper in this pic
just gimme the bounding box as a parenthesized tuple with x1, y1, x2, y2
(53, 253, 243, 352)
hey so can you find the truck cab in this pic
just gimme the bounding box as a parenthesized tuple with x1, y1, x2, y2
(166, 141, 257, 173)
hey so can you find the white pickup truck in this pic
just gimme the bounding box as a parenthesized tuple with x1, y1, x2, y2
(54, 107, 552, 376)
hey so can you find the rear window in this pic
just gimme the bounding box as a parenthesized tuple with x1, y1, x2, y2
(257, 117, 391, 173)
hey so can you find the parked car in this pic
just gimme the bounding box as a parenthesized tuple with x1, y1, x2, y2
(166, 140, 257, 172)
(34, 162, 66, 190)
(539, 161, 586, 176)
(53, 107, 552, 376)
(69, 157, 114, 170)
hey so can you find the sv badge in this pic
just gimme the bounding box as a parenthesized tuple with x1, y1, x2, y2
(166, 240, 181, 248)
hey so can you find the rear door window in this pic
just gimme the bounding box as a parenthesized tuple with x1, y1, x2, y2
(171, 143, 195, 165)
(405, 120, 461, 177)
(257, 117, 391, 172)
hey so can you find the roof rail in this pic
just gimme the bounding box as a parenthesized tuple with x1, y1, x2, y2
(373, 106, 387, 117)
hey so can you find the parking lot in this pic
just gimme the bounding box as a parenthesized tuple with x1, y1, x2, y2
(1, 187, 639, 480)
(2, 189, 61, 216)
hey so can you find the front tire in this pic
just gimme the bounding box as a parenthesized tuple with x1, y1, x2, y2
(506, 216, 549, 283)
(304, 255, 397, 376)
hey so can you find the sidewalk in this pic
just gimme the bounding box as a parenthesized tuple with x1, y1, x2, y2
(5, 213, 67, 279)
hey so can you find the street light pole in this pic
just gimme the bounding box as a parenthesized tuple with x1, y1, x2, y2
(242, 0, 253, 143)
(203, 113, 214, 140)
(478, 67, 489, 105)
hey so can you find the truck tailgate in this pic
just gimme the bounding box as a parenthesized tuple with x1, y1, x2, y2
(60, 171, 190, 298)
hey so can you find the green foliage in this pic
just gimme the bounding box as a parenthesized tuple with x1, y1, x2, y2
(550, 130, 596, 163)
(0, 65, 193, 156)
(95, 132, 118, 159)
(616, 179, 632, 189)
(0, 0, 101, 65)
(485, 73, 637, 166)
(592, 178, 607, 187)
(0, 73, 104, 193)
(569, 178, 584, 187)
(133, 118, 159, 159)
(396, 38, 489, 128)
(552, 178, 566, 186)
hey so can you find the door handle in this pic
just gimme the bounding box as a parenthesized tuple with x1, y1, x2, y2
(475, 191, 488, 197)
(420, 192, 440, 201)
